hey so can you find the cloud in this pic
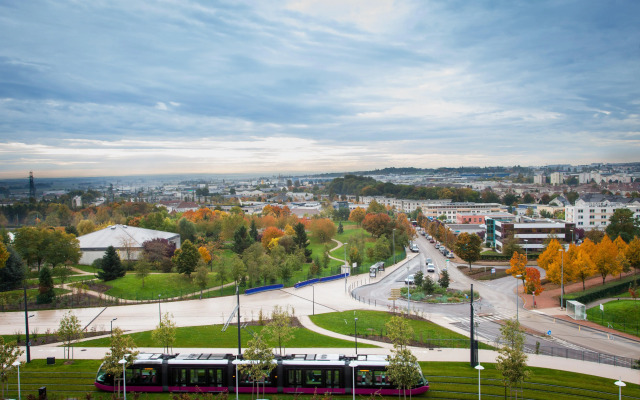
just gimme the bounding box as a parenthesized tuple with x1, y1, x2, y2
(0, 0, 638, 178)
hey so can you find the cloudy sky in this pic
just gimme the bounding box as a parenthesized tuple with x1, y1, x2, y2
(0, 0, 638, 178)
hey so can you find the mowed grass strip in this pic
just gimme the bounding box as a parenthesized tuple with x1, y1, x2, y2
(422, 361, 640, 399)
(76, 324, 378, 348)
(311, 310, 494, 349)
(586, 299, 640, 337)
(4, 359, 638, 400)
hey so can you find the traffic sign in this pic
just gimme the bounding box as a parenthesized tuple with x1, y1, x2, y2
(547, 330, 551, 336)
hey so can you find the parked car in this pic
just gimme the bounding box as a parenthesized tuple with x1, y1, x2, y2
(446, 251, 454, 258)
(426, 263, 436, 273)
(410, 243, 419, 252)
(404, 274, 415, 285)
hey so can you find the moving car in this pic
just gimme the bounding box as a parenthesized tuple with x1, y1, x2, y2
(410, 243, 419, 252)
(426, 263, 435, 273)
(404, 274, 415, 285)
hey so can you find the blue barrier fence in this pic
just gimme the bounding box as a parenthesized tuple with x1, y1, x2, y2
(294, 273, 350, 289)
(245, 284, 284, 295)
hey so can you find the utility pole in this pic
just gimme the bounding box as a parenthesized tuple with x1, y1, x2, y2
(470, 283, 477, 366)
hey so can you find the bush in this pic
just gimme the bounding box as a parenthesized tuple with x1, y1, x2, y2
(565, 275, 639, 306)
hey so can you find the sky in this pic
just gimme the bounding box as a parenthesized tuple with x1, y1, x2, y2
(0, 0, 639, 178)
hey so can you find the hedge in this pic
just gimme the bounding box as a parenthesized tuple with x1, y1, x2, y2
(564, 275, 639, 307)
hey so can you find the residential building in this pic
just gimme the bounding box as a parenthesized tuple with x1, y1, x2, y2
(550, 172, 564, 186)
(486, 217, 575, 254)
(533, 174, 545, 185)
(565, 194, 640, 230)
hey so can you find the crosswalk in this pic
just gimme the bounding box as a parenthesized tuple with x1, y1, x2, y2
(443, 312, 514, 325)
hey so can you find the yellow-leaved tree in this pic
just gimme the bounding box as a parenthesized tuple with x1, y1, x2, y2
(591, 235, 620, 284)
(572, 246, 596, 290)
(613, 236, 630, 278)
(537, 239, 563, 272)
(506, 251, 528, 283)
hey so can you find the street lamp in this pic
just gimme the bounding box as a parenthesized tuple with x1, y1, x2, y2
(119, 355, 130, 400)
(570, 229, 574, 245)
(406, 266, 411, 314)
(475, 364, 484, 399)
(344, 243, 349, 293)
(615, 379, 626, 400)
(158, 294, 162, 323)
(351, 362, 360, 400)
(558, 249, 564, 310)
(111, 318, 117, 335)
(354, 317, 358, 355)
(22, 285, 32, 363)
(524, 239, 528, 259)
(515, 275, 522, 321)
(13, 360, 21, 400)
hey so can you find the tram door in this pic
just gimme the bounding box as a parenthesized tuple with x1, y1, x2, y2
(287, 369, 303, 388)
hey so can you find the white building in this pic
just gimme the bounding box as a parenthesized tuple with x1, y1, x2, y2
(550, 172, 564, 186)
(533, 174, 545, 185)
(565, 194, 640, 231)
(77, 224, 181, 265)
(359, 196, 506, 223)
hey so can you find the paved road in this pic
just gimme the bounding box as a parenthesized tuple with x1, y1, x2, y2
(353, 234, 640, 362)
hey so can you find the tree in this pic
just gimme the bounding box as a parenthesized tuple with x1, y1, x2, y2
(592, 235, 620, 284)
(58, 310, 83, 359)
(502, 236, 523, 259)
(194, 264, 209, 298)
(627, 237, 640, 275)
(13, 227, 47, 271)
(506, 252, 528, 283)
(261, 226, 285, 250)
(606, 208, 639, 243)
(0, 247, 25, 292)
(37, 265, 55, 304)
(198, 246, 212, 267)
(362, 213, 392, 238)
(349, 207, 366, 226)
(337, 221, 344, 234)
(134, 260, 152, 288)
(263, 305, 297, 356)
(585, 227, 605, 244)
(385, 315, 414, 349)
(172, 239, 200, 278)
(97, 245, 126, 281)
(366, 200, 387, 214)
(422, 275, 435, 294)
(438, 269, 450, 289)
(571, 246, 595, 290)
(372, 235, 391, 261)
(215, 257, 229, 294)
(0, 337, 23, 399)
(177, 217, 197, 242)
(348, 244, 363, 267)
(524, 267, 543, 297)
(232, 225, 252, 254)
(292, 222, 312, 260)
(414, 271, 424, 289)
(495, 319, 529, 399)
(230, 254, 247, 284)
(537, 239, 562, 272)
(0, 242, 9, 269)
(239, 331, 275, 400)
(249, 219, 259, 242)
(386, 347, 421, 400)
(455, 233, 483, 270)
(152, 312, 177, 353)
(101, 327, 138, 376)
(308, 218, 337, 243)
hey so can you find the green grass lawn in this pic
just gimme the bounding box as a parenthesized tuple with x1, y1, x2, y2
(586, 299, 640, 337)
(3, 358, 638, 400)
(77, 323, 378, 349)
(0, 287, 70, 307)
(310, 310, 493, 350)
(104, 272, 229, 300)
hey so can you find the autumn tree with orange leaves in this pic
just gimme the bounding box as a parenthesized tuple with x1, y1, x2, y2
(591, 235, 621, 284)
(571, 245, 596, 290)
(349, 207, 366, 226)
(362, 213, 392, 238)
(261, 227, 285, 250)
(506, 252, 527, 283)
(309, 218, 336, 243)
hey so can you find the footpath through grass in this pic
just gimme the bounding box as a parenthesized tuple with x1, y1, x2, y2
(311, 310, 494, 350)
(3, 359, 638, 400)
(586, 299, 640, 337)
(77, 323, 378, 349)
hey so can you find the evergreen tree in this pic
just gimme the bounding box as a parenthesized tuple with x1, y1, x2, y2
(293, 222, 312, 260)
(232, 225, 252, 254)
(249, 219, 259, 242)
(37, 265, 55, 304)
(337, 221, 344, 234)
(0, 246, 25, 292)
(422, 275, 435, 294)
(172, 240, 200, 278)
(97, 246, 125, 281)
(438, 269, 450, 289)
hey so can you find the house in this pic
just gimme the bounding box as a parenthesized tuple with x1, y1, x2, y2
(77, 224, 180, 265)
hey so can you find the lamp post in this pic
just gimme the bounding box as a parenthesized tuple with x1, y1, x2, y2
(13, 360, 21, 400)
(158, 294, 162, 323)
(119, 355, 130, 400)
(22, 286, 31, 363)
(615, 379, 626, 400)
(406, 265, 410, 314)
(524, 239, 528, 259)
(475, 364, 484, 399)
(393, 228, 396, 265)
(351, 362, 359, 400)
(312, 285, 315, 316)
(354, 317, 358, 355)
(570, 229, 574, 245)
(558, 249, 564, 310)
(344, 242, 348, 293)
(515, 275, 522, 321)
(111, 318, 117, 335)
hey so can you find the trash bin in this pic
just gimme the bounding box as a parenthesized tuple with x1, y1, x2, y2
(38, 386, 46, 400)
(46, 357, 55, 365)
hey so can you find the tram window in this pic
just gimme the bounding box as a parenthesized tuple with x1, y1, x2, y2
(128, 367, 158, 385)
(209, 368, 223, 386)
(171, 369, 188, 386)
(372, 370, 390, 387)
(305, 370, 322, 385)
(190, 369, 207, 386)
(287, 369, 302, 386)
(325, 369, 340, 388)
(356, 369, 373, 386)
